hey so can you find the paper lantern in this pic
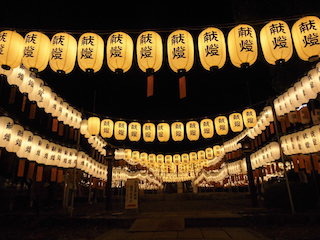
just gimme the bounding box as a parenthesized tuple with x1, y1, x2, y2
(156, 154, 164, 166)
(106, 32, 133, 73)
(260, 20, 293, 65)
(214, 116, 229, 135)
(213, 145, 222, 157)
(229, 113, 244, 132)
(140, 152, 148, 165)
(197, 150, 206, 162)
(128, 122, 141, 142)
(114, 121, 127, 140)
(100, 119, 114, 138)
(186, 121, 200, 141)
(307, 68, 320, 93)
(124, 149, 132, 161)
(292, 16, 320, 62)
(29, 77, 44, 103)
(198, 27, 226, 71)
(294, 81, 309, 106)
(205, 147, 214, 159)
(189, 152, 197, 164)
(5, 124, 24, 153)
(167, 30, 194, 99)
(22, 31, 51, 73)
(131, 151, 140, 163)
(165, 155, 173, 165)
(88, 117, 100, 135)
(181, 153, 189, 165)
(310, 125, 320, 152)
(157, 123, 170, 142)
(227, 24, 258, 68)
(19, 69, 35, 94)
(242, 108, 257, 128)
(148, 153, 156, 167)
(7, 66, 25, 87)
(0, 116, 14, 148)
(77, 32, 104, 73)
(171, 122, 184, 141)
(301, 76, 318, 100)
(16, 130, 33, 159)
(28, 135, 42, 162)
(173, 154, 181, 165)
(143, 123, 156, 142)
(136, 31, 163, 97)
(49, 32, 77, 74)
(200, 118, 214, 138)
(0, 31, 24, 71)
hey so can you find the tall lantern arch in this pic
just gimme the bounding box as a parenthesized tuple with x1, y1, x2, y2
(136, 31, 163, 97)
(167, 30, 194, 99)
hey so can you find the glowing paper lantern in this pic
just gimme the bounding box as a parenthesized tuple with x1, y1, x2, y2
(167, 30, 194, 99)
(227, 24, 258, 68)
(173, 154, 181, 165)
(16, 130, 33, 159)
(143, 123, 156, 142)
(128, 122, 141, 142)
(197, 150, 206, 161)
(5, 124, 24, 153)
(106, 32, 133, 73)
(88, 117, 100, 135)
(205, 147, 214, 159)
(200, 118, 214, 138)
(213, 145, 222, 157)
(214, 116, 229, 135)
(49, 32, 77, 74)
(292, 16, 320, 62)
(124, 149, 132, 161)
(189, 152, 197, 164)
(0, 31, 24, 72)
(229, 113, 244, 132)
(156, 123, 170, 142)
(156, 154, 164, 166)
(77, 32, 104, 73)
(0, 116, 14, 148)
(148, 153, 156, 167)
(114, 121, 127, 140)
(260, 20, 293, 65)
(198, 27, 226, 71)
(140, 152, 148, 165)
(132, 151, 140, 163)
(242, 109, 257, 128)
(186, 121, 200, 141)
(181, 153, 189, 165)
(165, 155, 173, 165)
(136, 31, 163, 96)
(22, 31, 51, 73)
(100, 119, 114, 138)
(171, 122, 184, 141)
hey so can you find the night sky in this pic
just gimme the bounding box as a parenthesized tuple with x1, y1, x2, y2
(0, 0, 319, 153)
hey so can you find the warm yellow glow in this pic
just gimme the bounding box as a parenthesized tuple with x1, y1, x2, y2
(189, 152, 197, 164)
(136, 31, 163, 72)
(186, 121, 200, 141)
(213, 145, 222, 157)
(173, 154, 181, 165)
(260, 20, 293, 65)
(106, 32, 133, 73)
(128, 122, 141, 142)
(22, 31, 51, 72)
(143, 123, 156, 142)
(198, 27, 226, 70)
(77, 32, 104, 73)
(214, 116, 229, 135)
(87, 117, 100, 135)
(100, 119, 114, 138)
(229, 113, 244, 132)
(200, 118, 214, 138)
(49, 32, 77, 74)
(157, 123, 170, 142)
(171, 122, 184, 141)
(227, 24, 258, 68)
(167, 30, 194, 72)
(114, 121, 127, 140)
(124, 149, 132, 161)
(0, 30, 24, 70)
(205, 147, 214, 159)
(242, 108, 257, 128)
(292, 16, 320, 61)
(132, 151, 140, 163)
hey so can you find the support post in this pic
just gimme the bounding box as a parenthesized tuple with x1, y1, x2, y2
(105, 151, 114, 211)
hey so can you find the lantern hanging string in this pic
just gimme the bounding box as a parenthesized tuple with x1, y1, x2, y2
(2, 13, 319, 36)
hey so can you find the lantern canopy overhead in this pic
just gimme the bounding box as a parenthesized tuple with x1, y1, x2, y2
(227, 24, 258, 68)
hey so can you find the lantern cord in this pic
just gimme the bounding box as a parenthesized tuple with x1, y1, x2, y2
(1, 13, 319, 35)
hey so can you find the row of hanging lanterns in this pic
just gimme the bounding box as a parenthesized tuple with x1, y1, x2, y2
(0, 16, 319, 98)
(250, 142, 281, 169)
(85, 108, 257, 142)
(0, 115, 107, 180)
(274, 62, 320, 117)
